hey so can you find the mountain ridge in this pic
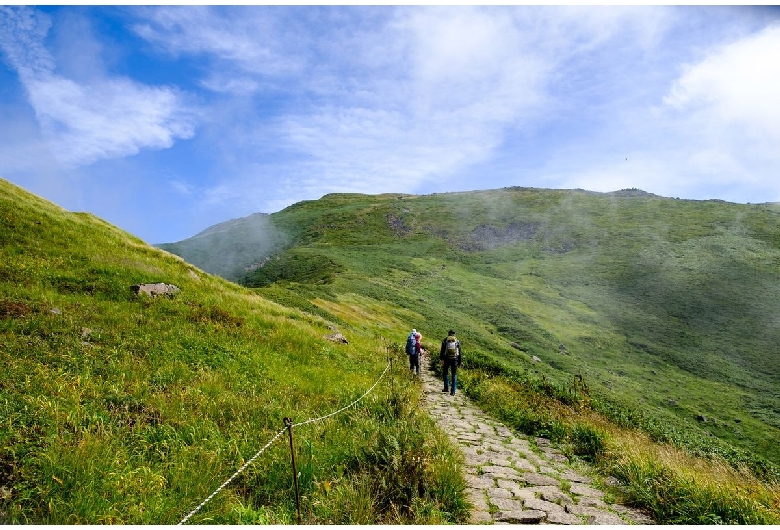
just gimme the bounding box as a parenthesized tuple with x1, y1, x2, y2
(161, 185, 780, 469)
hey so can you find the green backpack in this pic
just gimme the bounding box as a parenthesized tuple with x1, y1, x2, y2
(445, 336, 459, 359)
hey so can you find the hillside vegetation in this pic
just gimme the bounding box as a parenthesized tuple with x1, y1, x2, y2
(184, 187, 780, 464)
(0, 178, 469, 524)
(5, 176, 780, 524)
(164, 186, 780, 522)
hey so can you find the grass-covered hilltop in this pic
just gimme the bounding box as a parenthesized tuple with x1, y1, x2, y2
(3, 177, 780, 524)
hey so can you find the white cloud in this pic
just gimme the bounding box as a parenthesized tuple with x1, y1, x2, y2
(549, 6, 672, 53)
(136, 5, 692, 217)
(25, 74, 197, 166)
(199, 74, 260, 95)
(169, 179, 193, 195)
(660, 24, 780, 195)
(133, 6, 566, 206)
(401, 7, 550, 121)
(0, 6, 199, 167)
(260, 7, 559, 195)
(513, 12, 780, 206)
(664, 24, 780, 140)
(0, 6, 54, 77)
(132, 6, 304, 81)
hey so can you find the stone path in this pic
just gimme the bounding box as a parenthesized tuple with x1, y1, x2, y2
(418, 356, 653, 525)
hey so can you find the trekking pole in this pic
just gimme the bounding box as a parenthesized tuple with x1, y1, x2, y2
(284, 417, 302, 524)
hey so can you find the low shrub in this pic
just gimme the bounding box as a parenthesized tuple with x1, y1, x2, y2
(570, 423, 606, 461)
(604, 435, 780, 524)
(338, 375, 469, 524)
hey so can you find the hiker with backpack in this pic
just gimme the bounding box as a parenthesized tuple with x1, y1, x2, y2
(440, 329, 462, 395)
(406, 328, 420, 375)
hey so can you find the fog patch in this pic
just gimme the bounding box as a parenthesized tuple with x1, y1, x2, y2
(157, 212, 290, 282)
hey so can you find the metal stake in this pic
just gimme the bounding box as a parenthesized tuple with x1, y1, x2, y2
(284, 417, 302, 524)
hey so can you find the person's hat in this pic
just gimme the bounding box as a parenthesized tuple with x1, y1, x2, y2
(448, 329, 455, 335)
(412, 328, 416, 333)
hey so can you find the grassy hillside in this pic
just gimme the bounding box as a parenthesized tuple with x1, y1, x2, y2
(0, 178, 468, 524)
(8, 176, 780, 524)
(236, 188, 780, 522)
(213, 188, 780, 473)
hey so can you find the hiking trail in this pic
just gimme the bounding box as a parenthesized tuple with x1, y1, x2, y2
(418, 352, 654, 525)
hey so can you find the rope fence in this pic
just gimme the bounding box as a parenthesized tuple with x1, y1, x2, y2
(178, 357, 393, 525)
(292, 360, 391, 429)
(178, 428, 287, 525)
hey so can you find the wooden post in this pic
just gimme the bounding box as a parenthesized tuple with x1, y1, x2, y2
(389, 346, 395, 394)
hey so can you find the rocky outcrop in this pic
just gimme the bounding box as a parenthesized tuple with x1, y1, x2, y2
(324, 332, 349, 344)
(130, 283, 180, 297)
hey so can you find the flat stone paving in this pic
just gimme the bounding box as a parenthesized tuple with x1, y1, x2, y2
(418, 356, 654, 525)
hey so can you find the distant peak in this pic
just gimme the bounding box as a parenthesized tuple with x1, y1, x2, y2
(606, 188, 658, 198)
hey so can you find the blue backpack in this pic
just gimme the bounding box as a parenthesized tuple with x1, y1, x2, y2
(406, 333, 416, 355)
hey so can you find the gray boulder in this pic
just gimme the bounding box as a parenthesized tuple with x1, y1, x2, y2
(131, 283, 180, 297)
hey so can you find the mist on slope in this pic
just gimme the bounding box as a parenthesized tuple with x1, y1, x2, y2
(157, 212, 290, 281)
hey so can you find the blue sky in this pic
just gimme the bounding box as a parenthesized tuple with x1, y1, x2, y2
(1, 5, 780, 244)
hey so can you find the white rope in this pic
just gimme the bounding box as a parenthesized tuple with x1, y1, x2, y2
(293, 360, 391, 428)
(178, 359, 391, 524)
(178, 427, 286, 525)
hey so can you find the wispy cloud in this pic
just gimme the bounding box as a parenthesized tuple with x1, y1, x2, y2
(2, 5, 780, 243)
(132, 6, 306, 91)
(659, 23, 780, 198)
(506, 9, 780, 204)
(27, 75, 198, 166)
(665, 24, 780, 141)
(132, 6, 565, 203)
(259, 6, 680, 202)
(0, 6, 199, 167)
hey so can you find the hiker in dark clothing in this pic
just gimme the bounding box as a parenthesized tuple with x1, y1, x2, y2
(406, 328, 420, 375)
(411, 332, 421, 375)
(440, 329, 462, 395)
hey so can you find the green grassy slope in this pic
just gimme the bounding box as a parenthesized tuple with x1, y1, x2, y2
(0, 179, 468, 524)
(229, 188, 780, 469)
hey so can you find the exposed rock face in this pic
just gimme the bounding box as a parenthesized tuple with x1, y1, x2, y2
(387, 213, 413, 236)
(130, 283, 180, 297)
(465, 222, 539, 251)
